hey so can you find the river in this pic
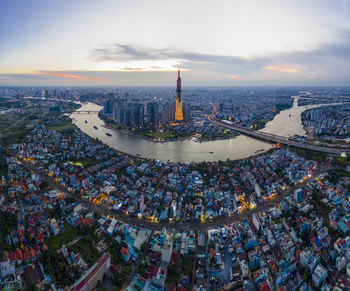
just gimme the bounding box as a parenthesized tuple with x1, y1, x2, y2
(70, 97, 336, 162)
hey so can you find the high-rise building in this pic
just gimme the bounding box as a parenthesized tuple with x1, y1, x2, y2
(294, 188, 303, 203)
(161, 102, 171, 125)
(133, 103, 145, 127)
(112, 100, 144, 127)
(113, 99, 125, 124)
(104, 99, 113, 115)
(310, 109, 323, 121)
(147, 102, 159, 126)
(219, 102, 224, 112)
(170, 101, 176, 121)
(122, 106, 133, 127)
(182, 102, 191, 121)
(175, 70, 183, 121)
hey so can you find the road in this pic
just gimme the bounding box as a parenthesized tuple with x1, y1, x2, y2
(208, 116, 350, 155)
(10, 147, 325, 232)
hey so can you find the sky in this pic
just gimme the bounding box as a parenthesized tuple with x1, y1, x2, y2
(0, 0, 350, 86)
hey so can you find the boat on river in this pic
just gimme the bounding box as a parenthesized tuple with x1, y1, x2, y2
(254, 149, 265, 154)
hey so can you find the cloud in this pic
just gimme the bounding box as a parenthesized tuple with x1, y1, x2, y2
(118, 67, 146, 72)
(87, 29, 350, 86)
(265, 65, 302, 74)
(90, 44, 261, 68)
(342, 0, 350, 10)
(1, 29, 350, 86)
(0, 70, 178, 86)
(228, 75, 240, 80)
(0, 71, 104, 83)
(91, 44, 164, 62)
(43, 72, 103, 81)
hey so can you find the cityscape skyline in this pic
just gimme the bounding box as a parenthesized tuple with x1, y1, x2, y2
(1, 0, 350, 86)
(2, 86, 350, 290)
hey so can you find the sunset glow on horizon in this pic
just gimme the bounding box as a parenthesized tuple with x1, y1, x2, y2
(1, 0, 349, 86)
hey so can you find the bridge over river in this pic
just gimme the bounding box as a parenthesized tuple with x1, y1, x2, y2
(74, 110, 99, 114)
(209, 116, 350, 155)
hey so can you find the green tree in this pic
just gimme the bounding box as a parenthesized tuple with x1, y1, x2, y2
(39, 181, 49, 189)
(140, 242, 148, 253)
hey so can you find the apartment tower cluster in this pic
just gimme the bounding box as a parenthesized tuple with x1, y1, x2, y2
(103, 71, 190, 127)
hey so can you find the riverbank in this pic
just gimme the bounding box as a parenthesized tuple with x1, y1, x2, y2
(101, 123, 193, 143)
(70, 98, 330, 162)
(301, 105, 350, 147)
(99, 113, 238, 143)
(249, 103, 294, 130)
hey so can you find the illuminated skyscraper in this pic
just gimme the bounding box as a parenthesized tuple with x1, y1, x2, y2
(175, 70, 183, 121)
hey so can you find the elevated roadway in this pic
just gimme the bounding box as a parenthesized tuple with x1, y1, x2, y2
(209, 116, 350, 155)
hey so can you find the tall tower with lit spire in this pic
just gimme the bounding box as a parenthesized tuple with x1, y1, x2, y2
(175, 70, 183, 121)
